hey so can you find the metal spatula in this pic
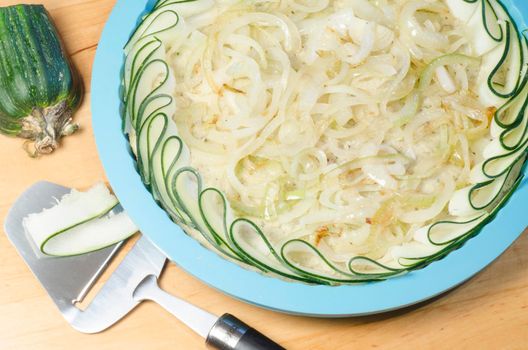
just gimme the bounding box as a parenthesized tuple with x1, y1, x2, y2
(4, 181, 285, 349)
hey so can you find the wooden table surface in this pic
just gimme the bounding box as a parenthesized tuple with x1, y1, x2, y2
(0, 1, 527, 349)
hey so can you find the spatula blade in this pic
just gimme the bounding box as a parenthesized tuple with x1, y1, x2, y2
(3, 181, 123, 320)
(69, 235, 166, 333)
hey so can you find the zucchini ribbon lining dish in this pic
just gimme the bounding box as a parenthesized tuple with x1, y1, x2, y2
(122, 0, 528, 284)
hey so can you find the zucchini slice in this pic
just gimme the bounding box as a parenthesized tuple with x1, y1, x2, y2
(23, 183, 138, 257)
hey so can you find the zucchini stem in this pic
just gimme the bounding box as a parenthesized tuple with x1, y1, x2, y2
(20, 101, 80, 156)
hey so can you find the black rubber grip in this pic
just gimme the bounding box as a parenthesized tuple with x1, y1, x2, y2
(206, 313, 285, 350)
(234, 326, 286, 350)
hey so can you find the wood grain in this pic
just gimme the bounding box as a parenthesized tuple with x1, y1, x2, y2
(0, 1, 526, 349)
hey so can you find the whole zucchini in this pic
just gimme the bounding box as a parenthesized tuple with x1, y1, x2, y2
(0, 5, 82, 156)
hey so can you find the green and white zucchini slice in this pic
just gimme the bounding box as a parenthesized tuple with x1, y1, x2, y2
(122, 0, 528, 284)
(40, 212, 138, 257)
(23, 183, 138, 257)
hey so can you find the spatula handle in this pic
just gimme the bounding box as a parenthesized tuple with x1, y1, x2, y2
(134, 275, 285, 349)
(206, 313, 285, 350)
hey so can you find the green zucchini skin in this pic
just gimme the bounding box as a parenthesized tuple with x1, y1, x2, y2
(0, 5, 82, 155)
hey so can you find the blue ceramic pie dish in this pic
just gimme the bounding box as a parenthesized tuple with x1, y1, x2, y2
(92, 0, 528, 316)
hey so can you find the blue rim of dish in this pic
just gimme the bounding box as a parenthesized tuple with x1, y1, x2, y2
(92, 0, 528, 317)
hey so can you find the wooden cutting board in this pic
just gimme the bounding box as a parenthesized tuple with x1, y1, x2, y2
(0, 1, 526, 349)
